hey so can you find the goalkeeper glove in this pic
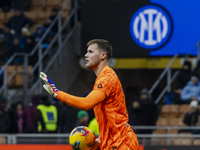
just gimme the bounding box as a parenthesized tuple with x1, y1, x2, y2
(39, 72, 59, 98)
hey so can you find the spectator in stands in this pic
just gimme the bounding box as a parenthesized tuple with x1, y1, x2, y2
(5, 8, 33, 37)
(32, 26, 50, 44)
(183, 100, 200, 134)
(20, 27, 31, 48)
(37, 95, 58, 133)
(23, 95, 40, 133)
(0, 0, 12, 12)
(192, 59, 200, 79)
(6, 36, 23, 64)
(0, 29, 8, 65)
(61, 104, 78, 133)
(52, 97, 63, 133)
(180, 76, 200, 104)
(0, 95, 8, 112)
(23, 35, 36, 64)
(74, 110, 89, 128)
(172, 60, 193, 104)
(176, 60, 192, 91)
(23, 35, 38, 83)
(23, 35, 35, 52)
(15, 101, 24, 133)
(0, 96, 11, 133)
(0, 67, 3, 86)
(11, 0, 32, 11)
(128, 88, 158, 134)
(8, 101, 22, 133)
(43, 8, 59, 34)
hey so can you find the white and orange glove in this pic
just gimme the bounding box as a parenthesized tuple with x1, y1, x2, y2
(39, 72, 59, 98)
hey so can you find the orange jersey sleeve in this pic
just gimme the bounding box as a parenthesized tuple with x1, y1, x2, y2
(56, 90, 106, 111)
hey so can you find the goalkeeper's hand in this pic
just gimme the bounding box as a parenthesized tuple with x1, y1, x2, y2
(92, 138, 101, 150)
(39, 72, 59, 98)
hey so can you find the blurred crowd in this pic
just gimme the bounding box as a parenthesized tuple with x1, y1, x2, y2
(0, 94, 78, 134)
(0, 1, 200, 137)
(0, 5, 59, 66)
(0, 0, 32, 12)
(0, 93, 100, 136)
(127, 59, 200, 135)
(1, 60, 200, 135)
(0, 0, 91, 135)
(168, 59, 200, 105)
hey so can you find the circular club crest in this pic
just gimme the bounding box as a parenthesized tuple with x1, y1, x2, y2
(129, 5, 172, 49)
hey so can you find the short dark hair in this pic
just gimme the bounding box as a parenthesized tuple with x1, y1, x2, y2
(87, 39, 112, 60)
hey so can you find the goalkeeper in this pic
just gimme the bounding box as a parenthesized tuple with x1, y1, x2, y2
(40, 39, 139, 150)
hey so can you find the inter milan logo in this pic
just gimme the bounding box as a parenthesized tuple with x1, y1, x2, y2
(129, 5, 172, 49)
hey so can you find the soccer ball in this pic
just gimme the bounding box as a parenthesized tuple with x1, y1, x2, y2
(69, 126, 96, 150)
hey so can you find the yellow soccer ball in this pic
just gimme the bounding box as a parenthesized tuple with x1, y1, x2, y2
(69, 126, 96, 150)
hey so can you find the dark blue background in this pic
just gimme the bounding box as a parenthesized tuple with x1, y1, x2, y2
(81, 0, 200, 57)
(150, 0, 200, 56)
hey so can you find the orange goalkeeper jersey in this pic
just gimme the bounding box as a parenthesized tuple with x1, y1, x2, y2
(56, 66, 138, 149)
(93, 66, 137, 150)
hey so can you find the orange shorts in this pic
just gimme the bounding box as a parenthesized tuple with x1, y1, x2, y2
(117, 130, 139, 150)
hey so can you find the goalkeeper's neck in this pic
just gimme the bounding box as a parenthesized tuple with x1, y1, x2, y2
(92, 60, 108, 77)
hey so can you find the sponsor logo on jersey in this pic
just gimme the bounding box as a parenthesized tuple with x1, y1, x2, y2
(97, 84, 103, 89)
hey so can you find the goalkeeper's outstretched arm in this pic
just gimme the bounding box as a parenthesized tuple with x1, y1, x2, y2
(57, 90, 106, 111)
(39, 72, 106, 111)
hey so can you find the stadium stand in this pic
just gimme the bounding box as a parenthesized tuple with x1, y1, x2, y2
(193, 139, 200, 145)
(172, 138, 192, 145)
(156, 104, 187, 127)
(0, 0, 72, 87)
(149, 103, 200, 145)
(1, 1, 200, 149)
(7, 65, 32, 87)
(0, 137, 6, 144)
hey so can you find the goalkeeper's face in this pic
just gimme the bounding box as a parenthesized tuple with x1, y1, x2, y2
(85, 44, 105, 69)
